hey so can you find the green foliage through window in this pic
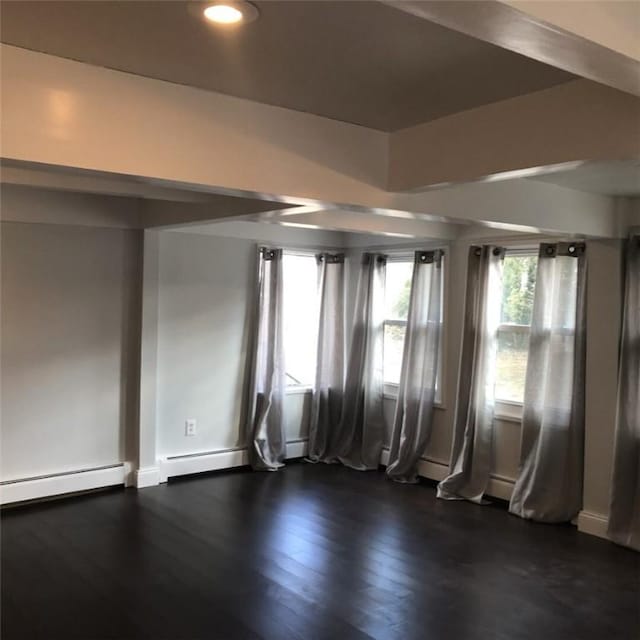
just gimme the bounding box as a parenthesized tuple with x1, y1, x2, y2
(496, 252, 538, 402)
(501, 255, 537, 326)
(393, 278, 412, 319)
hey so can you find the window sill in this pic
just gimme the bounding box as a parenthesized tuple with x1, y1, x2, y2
(383, 384, 445, 410)
(495, 400, 523, 423)
(285, 385, 313, 396)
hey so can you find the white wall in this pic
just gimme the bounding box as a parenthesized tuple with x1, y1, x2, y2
(1, 184, 141, 228)
(155, 231, 253, 455)
(0, 221, 141, 481)
(583, 240, 624, 524)
(153, 223, 344, 459)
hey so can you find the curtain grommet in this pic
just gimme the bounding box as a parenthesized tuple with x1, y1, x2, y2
(417, 251, 434, 264)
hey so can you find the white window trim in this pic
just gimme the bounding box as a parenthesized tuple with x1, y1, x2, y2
(497, 322, 530, 334)
(285, 384, 313, 395)
(383, 382, 446, 410)
(494, 399, 523, 423)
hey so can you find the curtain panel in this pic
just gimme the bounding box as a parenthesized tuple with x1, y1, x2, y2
(437, 245, 504, 503)
(307, 253, 346, 463)
(245, 247, 286, 471)
(334, 253, 386, 471)
(387, 250, 444, 483)
(509, 242, 587, 522)
(608, 236, 640, 550)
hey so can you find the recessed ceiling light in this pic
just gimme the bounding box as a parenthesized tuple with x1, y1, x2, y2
(202, 2, 258, 25)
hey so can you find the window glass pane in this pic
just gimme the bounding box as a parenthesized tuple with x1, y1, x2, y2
(495, 329, 530, 403)
(496, 253, 537, 403)
(383, 261, 412, 385)
(282, 254, 319, 386)
(554, 258, 578, 329)
(383, 323, 405, 385)
(500, 254, 537, 325)
(384, 261, 413, 321)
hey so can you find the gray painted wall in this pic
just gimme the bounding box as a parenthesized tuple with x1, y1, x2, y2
(155, 232, 254, 455)
(0, 221, 141, 481)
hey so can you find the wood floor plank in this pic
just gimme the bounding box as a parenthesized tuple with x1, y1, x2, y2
(2, 463, 638, 640)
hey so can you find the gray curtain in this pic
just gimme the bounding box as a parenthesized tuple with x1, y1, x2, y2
(246, 247, 286, 471)
(608, 236, 640, 549)
(334, 253, 386, 471)
(509, 242, 587, 522)
(437, 245, 504, 503)
(307, 253, 345, 463)
(386, 250, 444, 483)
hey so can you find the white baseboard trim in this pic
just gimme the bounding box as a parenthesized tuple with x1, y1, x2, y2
(416, 457, 448, 482)
(380, 447, 515, 501)
(0, 462, 132, 505)
(158, 439, 309, 483)
(486, 476, 515, 502)
(135, 466, 161, 488)
(577, 510, 609, 540)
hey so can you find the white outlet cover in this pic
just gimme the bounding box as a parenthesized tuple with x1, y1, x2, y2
(185, 419, 197, 436)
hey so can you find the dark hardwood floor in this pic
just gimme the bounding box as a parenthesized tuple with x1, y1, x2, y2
(2, 463, 638, 640)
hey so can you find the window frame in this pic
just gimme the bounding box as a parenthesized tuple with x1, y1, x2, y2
(381, 250, 446, 408)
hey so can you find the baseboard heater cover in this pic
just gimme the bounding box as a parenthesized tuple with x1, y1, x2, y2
(380, 447, 516, 502)
(0, 462, 131, 505)
(159, 439, 309, 482)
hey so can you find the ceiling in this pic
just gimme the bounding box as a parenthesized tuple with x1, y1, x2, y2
(530, 160, 640, 196)
(0, 0, 575, 131)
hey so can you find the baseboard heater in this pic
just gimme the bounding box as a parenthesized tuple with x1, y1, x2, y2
(158, 439, 309, 483)
(0, 462, 131, 506)
(380, 447, 516, 502)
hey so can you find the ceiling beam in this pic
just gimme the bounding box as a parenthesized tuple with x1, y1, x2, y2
(1, 161, 227, 202)
(0, 44, 388, 209)
(388, 79, 640, 191)
(388, 178, 623, 239)
(1, 161, 301, 226)
(0, 45, 631, 238)
(500, 1, 640, 62)
(384, 0, 640, 97)
(257, 209, 461, 240)
(140, 200, 308, 229)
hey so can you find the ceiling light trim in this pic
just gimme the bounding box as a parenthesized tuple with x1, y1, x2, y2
(199, 1, 259, 26)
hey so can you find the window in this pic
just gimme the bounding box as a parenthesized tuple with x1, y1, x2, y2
(382, 257, 444, 402)
(495, 251, 538, 404)
(383, 260, 413, 386)
(282, 252, 320, 388)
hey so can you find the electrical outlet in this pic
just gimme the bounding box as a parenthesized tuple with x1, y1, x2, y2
(185, 419, 197, 437)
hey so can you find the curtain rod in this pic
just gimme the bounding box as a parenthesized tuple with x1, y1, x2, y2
(344, 240, 450, 253)
(460, 233, 587, 247)
(258, 243, 345, 255)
